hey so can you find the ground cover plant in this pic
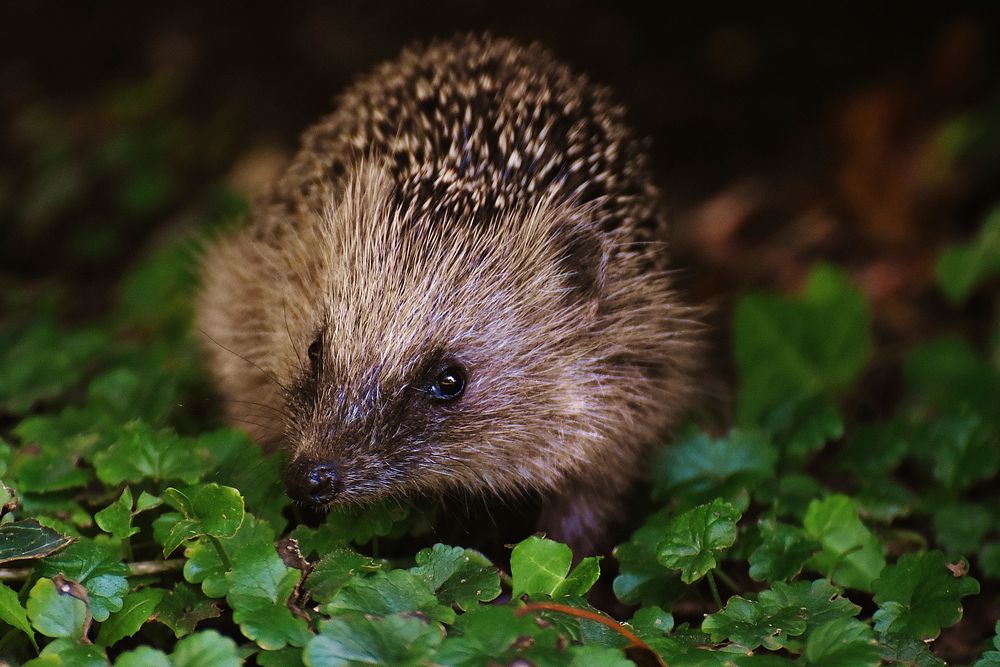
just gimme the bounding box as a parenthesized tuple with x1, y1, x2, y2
(1, 205, 998, 664)
(2, 9, 1000, 665)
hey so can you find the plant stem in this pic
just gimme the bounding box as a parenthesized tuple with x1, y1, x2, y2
(208, 535, 234, 571)
(713, 567, 740, 593)
(0, 558, 186, 582)
(707, 570, 723, 609)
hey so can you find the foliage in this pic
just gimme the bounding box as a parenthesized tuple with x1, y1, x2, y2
(1, 105, 999, 664)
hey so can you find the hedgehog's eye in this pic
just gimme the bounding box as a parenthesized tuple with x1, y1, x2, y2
(307, 334, 323, 373)
(430, 364, 466, 401)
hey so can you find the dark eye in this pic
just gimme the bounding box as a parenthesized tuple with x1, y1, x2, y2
(307, 334, 323, 373)
(430, 364, 466, 401)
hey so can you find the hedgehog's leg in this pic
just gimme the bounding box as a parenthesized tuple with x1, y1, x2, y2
(536, 478, 628, 557)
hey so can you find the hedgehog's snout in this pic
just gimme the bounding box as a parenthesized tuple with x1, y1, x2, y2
(284, 457, 342, 507)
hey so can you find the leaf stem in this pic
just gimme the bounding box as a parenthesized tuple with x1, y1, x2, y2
(208, 535, 234, 571)
(712, 567, 740, 593)
(706, 570, 723, 609)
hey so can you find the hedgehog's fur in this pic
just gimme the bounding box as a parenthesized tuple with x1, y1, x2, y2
(197, 34, 701, 553)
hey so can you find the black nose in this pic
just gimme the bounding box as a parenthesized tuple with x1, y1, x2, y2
(284, 458, 341, 506)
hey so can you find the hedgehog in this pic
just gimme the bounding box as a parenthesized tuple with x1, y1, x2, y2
(197, 34, 701, 554)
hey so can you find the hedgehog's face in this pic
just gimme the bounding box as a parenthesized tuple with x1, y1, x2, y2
(279, 165, 609, 510)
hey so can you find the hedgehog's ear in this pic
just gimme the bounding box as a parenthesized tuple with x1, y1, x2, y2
(556, 226, 606, 320)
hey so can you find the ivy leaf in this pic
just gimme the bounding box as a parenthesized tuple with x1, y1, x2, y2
(749, 519, 820, 582)
(734, 264, 872, 425)
(758, 580, 860, 636)
(923, 413, 999, 491)
(872, 550, 980, 639)
(26, 577, 88, 639)
(803, 495, 885, 592)
(225, 536, 311, 650)
(94, 420, 213, 486)
(35, 539, 129, 622)
(937, 206, 1000, 304)
(763, 394, 844, 461)
(320, 501, 412, 545)
(306, 546, 385, 603)
(434, 605, 552, 665)
(410, 543, 501, 610)
(932, 502, 993, 556)
(879, 633, 947, 667)
(26, 638, 108, 667)
(612, 509, 684, 607)
(653, 428, 777, 511)
(160, 484, 245, 556)
(96, 588, 166, 647)
(114, 646, 172, 667)
(0, 322, 106, 415)
(0, 581, 37, 649)
(976, 622, 1000, 667)
(95, 487, 139, 541)
(904, 338, 1000, 429)
(154, 582, 221, 638)
(657, 499, 741, 584)
(322, 568, 455, 624)
(0, 519, 72, 564)
(802, 618, 880, 666)
(510, 535, 600, 599)
(195, 428, 287, 532)
(702, 595, 808, 650)
(306, 613, 443, 666)
(183, 514, 274, 598)
(169, 629, 242, 667)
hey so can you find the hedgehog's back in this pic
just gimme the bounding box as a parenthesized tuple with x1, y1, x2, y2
(258, 35, 663, 259)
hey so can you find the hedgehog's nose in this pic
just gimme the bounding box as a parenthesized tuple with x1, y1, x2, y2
(284, 458, 342, 507)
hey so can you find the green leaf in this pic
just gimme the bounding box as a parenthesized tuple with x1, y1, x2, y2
(0, 580, 37, 648)
(93, 420, 213, 486)
(0, 519, 72, 563)
(937, 206, 1000, 303)
(904, 337, 1000, 428)
(702, 595, 807, 650)
(612, 509, 685, 607)
(26, 577, 87, 639)
(318, 501, 412, 546)
(26, 638, 108, 667)
(35, 539, 129, 622)
(183, 514, 275, 598)
(96, 587, 166, 647)
(653, 428, 777, 511)
(410, 543, 501, 610)
(879, 633, 947, 667)
(322, 568, 454, 624)
(306, 546, 385, 603)
(226, 538, 311, 650)
(306, 613, 443, 666)
(154, 582, 221, 638)
(257, 647, 305, 667)
(802, 495, 885, 591)
(976, 622, 1000, 667)
(748, 519, 820, 582)
(194, 427, 287, 531)
(160, 484, 245, 555)
(980, 543, 1000, 581)
(0, 322, 106, 414)
(114, 646, 171, 667)
(657, 499, 741, 584)
(170, 629, 242, 667)
(95, 487, 139, 541)
(434, 604, 552, 665)
(923, 413, 999, 491)
(763, 394, 844, 461)
(872, 550, 980, 639)
(932, 502, 992, 556)
(510, 535, 600, 599)
(734, 264, 872, 424)
(802, 618, 879, 666)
